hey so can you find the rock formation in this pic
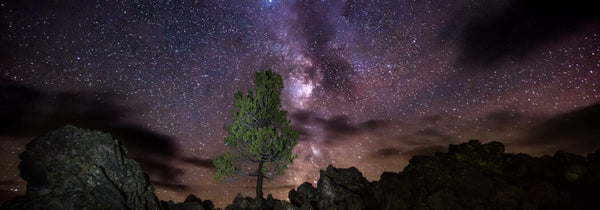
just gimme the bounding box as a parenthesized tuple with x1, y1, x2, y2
(290, 140, 600, 209)
(0, 125, 162, 210)
(161, 194, 216, 210)
(224, 193, 296, 210)
(289, 165, 377, 209)
(3, 125, 599, 210)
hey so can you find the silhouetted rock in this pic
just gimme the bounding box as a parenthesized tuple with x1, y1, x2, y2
(392, 139, 506, 209)
(0, 125, 162, 210)
(4, 126, 599, 209)
(161, 194, 216, 210)
(589, 149, 600, 185)
(290, 165, 378, 209)
(289, 140, 600, 209)
(288, 182, 318, 207)
(225, 193, 296, 210)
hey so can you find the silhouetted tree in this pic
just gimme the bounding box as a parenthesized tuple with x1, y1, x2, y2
(214, 70, 299, 200)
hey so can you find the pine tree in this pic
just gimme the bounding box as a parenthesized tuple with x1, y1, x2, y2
(214, 69, 299, 199)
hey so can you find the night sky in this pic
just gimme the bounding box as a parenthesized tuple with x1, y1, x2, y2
(1, 0, 600, 208)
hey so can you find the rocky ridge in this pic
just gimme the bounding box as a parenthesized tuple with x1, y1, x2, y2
(2, 125, 599, 209)
(288, 140, 600, 209)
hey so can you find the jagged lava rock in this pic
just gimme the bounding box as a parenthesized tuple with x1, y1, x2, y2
(0, 125, 161, 210)
(225, 193, 296, 210)
(289, 140, 600, 209)
(161, 194, 216, 210)
(371, 140, 600, 210)
(289, 165, 377, 210)
(388, 140, 508, 209)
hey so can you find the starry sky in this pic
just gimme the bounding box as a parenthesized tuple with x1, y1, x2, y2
(1, 0, 600, 208)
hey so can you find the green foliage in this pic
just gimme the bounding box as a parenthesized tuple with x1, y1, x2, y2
(214, 70, 299, 184)
(214, 153, 236, 182)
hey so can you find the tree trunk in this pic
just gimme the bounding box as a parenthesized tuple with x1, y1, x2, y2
(256, 161, 264, 200)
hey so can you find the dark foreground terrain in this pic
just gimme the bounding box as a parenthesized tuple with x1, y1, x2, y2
(1, 125, 599, 209)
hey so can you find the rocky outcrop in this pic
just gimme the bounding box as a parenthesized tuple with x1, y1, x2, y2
(161, 194, 216, 210)
(3, 126, 599, 210)
(0, 125, 162, 210)
(224, 193, 296, 210)
(289, 140, 600, 209)
(381, 140, 507, 210)
(289, 165, 377, 209)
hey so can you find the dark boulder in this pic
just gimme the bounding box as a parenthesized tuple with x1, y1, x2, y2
(288, 182, 319, 207)
(289, 165, 377, 210)
(0, 125, 162, 210)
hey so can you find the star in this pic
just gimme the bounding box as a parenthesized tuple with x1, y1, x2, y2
(0, 0, 599, 208)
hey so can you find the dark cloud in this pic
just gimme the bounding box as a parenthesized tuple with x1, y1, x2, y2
(456, 0, 600, 70)
(0, 86, 41, 136)
(105, 124, 177, 157)
(317, 115, 393, 145)
(485, 111, 522, 126)
(0, 85, 183, 183)
(315, 115, 358, 135)
(359, 119, 389, 130)
(373, 147, 401, 158)
(181, 157, 216, 169)
(401, 145, 447, 159)
(398, 128, 456, 146)
(418, 128, 448, 137)
(421, 115, 443, 124)
(137, 158, 185, 183)
(290, 110, 314, 124)
(482, 111, 535, 132)
(295, 127, 312, 139)
(520, 103, 600, 154)
(290, 110, 391, 142)
(370, 144, 448, 161)
(0, 85, 128, 137)
(105, 125, 183, 184)
(150, 181, 190, 191)
(290, 110, 315, 140)
(142, 156, 215, 191)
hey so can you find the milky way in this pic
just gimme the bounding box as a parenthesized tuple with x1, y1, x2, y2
(1, 0, 599, 207)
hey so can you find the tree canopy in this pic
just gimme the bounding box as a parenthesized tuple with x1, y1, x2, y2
(213, 69, 299, 199)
